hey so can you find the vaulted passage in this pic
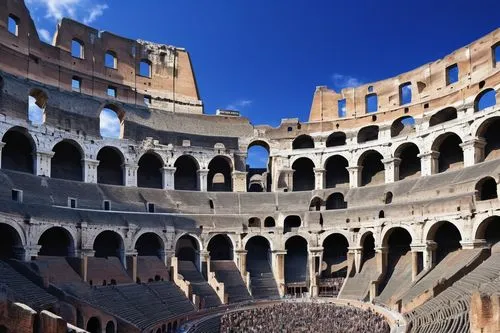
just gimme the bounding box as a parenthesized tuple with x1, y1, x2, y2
(86, 317, 101, 333)
(245, 236, 278, 298)
(325, 155, 349, 188)
(361, 233, 375, 270)
(93, 231, 124, 259)
(429, 107, 457, 127)
(208, 156, 232, 192)
(321, 234, 348, 278)
(391, 116, 415, 137)
(358, 125, 379, 143)
(1, 128, 34, 174)
(476, 177, 498, 201)
(428, 221, 462, 263)
(285, 236, 308, 294)
(51, 141, 83, 181)
(135, 233, 163, 257)
(174, 155, 199, 191)
(137, 153, 163, 189)
(208, 234, 233, 260)
(379, 228, 412, 295)
(325, 193, 347, 210)
(476, 216, 500, 247)
(97, 147, 123, 185)
(433, 133, 463, 173)
(396, 143, 420, 180)
(284, 215, 301, 233)
(175, 235, 199, 264)
(326, 132, 346, 147)
(476, 117, 500, 161)
(38, 227, 74, 257)
(359, 150, 384, 186)
(0, 224, 23, 259)
(292, 158, 315, 191)
(292, 135, 314, 149)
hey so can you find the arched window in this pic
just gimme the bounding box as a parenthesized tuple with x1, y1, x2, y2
(8, 14, 19, 36)
(326, 132, 346, 147)
(2, 128, 34, 174)
(247, 141, 271, 192)
(99, 106, 123, 139)
(474, 89, 496, 112)
(476, 117, 500, 161)
(399, 82, 412, 105)
(208, 156, 232, 192)
(359, 150, 384, 186)
(38, 227, 74, 257)
(248, 217, 261, 228)
(384, 192, 393, 204)
(395, 142, 420, 180)
(292, 158, 315, 191)
(365, 93, 378, 113)
(174, 155, 199, 191)
(357, 125, 379, 143)
(97, 147, 124, 185)
(309, 197, 322, 211)
(51, 141, 83, 181)
(429, 107, 457, 127)
(137, 153, 163, 189)
(476, 177, 497, 201)
(391, 116, 415, 137)
(432, 133, 463, 173)
(71, 39, 84, 59)
(139, 60, 152, 78)
(207, 234, 233, 260)
(292, 135, 314, 149)
(105, 51, 117, 69)
(93, 231, 124, 259)
(324, 155, 349, 188)
(264, 217, 275, 228)
(28, 89, 48, 125)
(284, 215, 301, 233)
(325, 193, 347, 210)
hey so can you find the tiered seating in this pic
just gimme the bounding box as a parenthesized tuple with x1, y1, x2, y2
(398, 249, 482, 308)
(31, 256, 82, 285)
(146, 282, 195, 316)
(210, 260, 252, 303)
(246, 257, 279, 299)
(137, 256, 170, 282)
(0, 260, 58, 310)
(190, 315, 222, 333)
(339, 256, 377, 300)
(376, 252, 412, 305)
(178, 260, 221, 308)
(404, 252, 500, 333)
(86, 257, 133, 285)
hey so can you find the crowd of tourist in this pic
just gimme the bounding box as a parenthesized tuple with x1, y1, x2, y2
(219, 302, 390, 332)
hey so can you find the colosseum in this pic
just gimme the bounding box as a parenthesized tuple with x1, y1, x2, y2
(0, 1, 499, 333)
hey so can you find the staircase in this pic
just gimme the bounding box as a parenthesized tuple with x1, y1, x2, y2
(247, 258, 279, 299)
(178, 260, 221, 308)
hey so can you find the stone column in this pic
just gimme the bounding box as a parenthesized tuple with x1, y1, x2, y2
(23, 245, 41, 261)
(347, 166, 362, 188)
(375, 247, 388, 276)
(199, 250, 210, 278)
(162, 249, 175, 267)
(235, 249, 248, 277)
(278, 168, 294, 192)
(410, 248, 421, 282)
(35, 151, 54, 177)
(418, 151, 439, 176)
(348, 246, 363, 274)
(126, 250, 138, 282)
(123, 163, 138, 187)
(232, 171, 247, 192)
(314, 168, 325, 190)
(0, 142, 5, 167)
(162, 167, 176, 190)
(197, 169, 209, 192)
(460, 138, 486, 167)
(308, 247, 323, 297)
(423, 241, 437, 270)
(79, 249, 95, 282)
(272, 250, 287, 296)
(82, 158, 99, 183)
(382, 157, 401, 183)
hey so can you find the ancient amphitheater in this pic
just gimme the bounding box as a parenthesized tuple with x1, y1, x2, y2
(0, 1, 499, 332)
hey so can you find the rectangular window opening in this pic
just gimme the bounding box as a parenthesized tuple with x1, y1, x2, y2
(72, 76, 81, 92)
(103, 200, 111, 211)
(365, 94, 378, 113)
(446, 64, 459, 85)
(144, 95, 152, 105)
(494, 44, 500, 67)
(68, 198, 77, 209)
(11, 189, 22, 202)
(147, 203, 155, 213)
(71, 39, 84, 59)
(337, 99, 347, 118)
(8, 15, 19, 36)
(399, 82, 412, 105)
(107, 86, 117, 98)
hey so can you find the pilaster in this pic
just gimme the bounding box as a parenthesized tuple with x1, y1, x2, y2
(418, 151, 440, 176)
(382, 157, 401, 183)
(123, 163, 138, 187)
(347, 166, 362, 188)
(197, 169, 209, 192)
(82, 158, 99, 183)
(313, 168, 325, 190)
(162, 167, 176, 190)
(35, 151, 54, 177)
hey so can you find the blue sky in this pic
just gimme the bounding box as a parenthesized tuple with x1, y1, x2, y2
(25, 0, 500, 167)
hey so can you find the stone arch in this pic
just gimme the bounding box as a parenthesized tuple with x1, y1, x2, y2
(391, 116, 415, 137)
(358, 150, 384, 186)
(247, 140, 272, 192)
(28, 88, 48, 125)
(248, 217, 261, 228)
(134, 232, 165, 257)
(326, 132, 346, 147)
(360, 231, 375, 265)
(93, 230, 124, 260)
(0, 222, 24, 260)
(99, 104, 124, 139)
(432, 132, 463, 173)
(324, 155, 349, 188)
(96, 146, 124, 185)
(284, 215, 301, 233)
(245, 236, 272, 272)
(1, 127, 35, 173)
(429, 107, 457, 127)
(325, 193, 347, 210)
(264, 216, 276, 228)
(38, 227, 75, 257)
(474, 216, 500, 246)
(357, 125, 379, 143)
(284, 235, 308, 287)
(321, 233, 349, 278)
(292, 157, 315, 191)
(474, 88, 497, 112)
(207, 234, 233, 260)
(381, 226, 413, 250)
(105, 321, 115, 333)
(86, 317, 101, 333)
(137, 152, 164, 189)
(174, 155, 200, 191)
(175, 234, 201, 264)
(476, 177, 498, 201)
(51, 140, 83, 181)
(242, 234, 275, 253)
(292, 134, 314, 149)
(208, 156, 232, 192)
(309, 196, 323, 211)
(394, 142, 421, 180)
(426, 221, 462, 263)
(476, 116, 500, 161)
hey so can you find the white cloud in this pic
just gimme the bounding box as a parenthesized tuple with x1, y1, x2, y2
(99, 109, 121, 138)
(331, 73, 363, 90)
(83, 4, 108, 24)
(226, 99, 253, 110)
(38, 28, 51, 42)
(26, 0, 108, 24)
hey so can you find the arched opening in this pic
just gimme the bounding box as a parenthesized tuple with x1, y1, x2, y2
(395, 142, 420, 180)
(207, 234, 233, 260)
(28, 89, 47, 125)
(476, 117, 500, 161)
(365, 93, 378, 113)
(283, 215, 301, 233)
(86, 317, 101, 333)
(292, 135, 314, 149)
(264, 217, 275, 228)
(208, 156, 232, 192)
(292, 158, 315, 191)
(384, 192, 393, 204)
(359, 150, 384, 186)
(93, 231, 124, 259)
(137, 153, 163, 189)
(99, 105, 123, 139)
(360, 232, 375, 270)
(428, 221, 462, 263)
(357, 125, 379, 143)
(476, 177, 498, 201)
(326, 132, 346, 147)
(429, 107, 457, 127)
(379, 210, 385, 218)
(325, 155, 349, 188)
(174, 155, 199, 191)
(474, 89, 497, 112)
(0, 224, 23, 260)
(285, 236, 308, 295)
(51, 141, 83, 181)
(2, 128, 34, 173)
(38, 227, 74, 257)
(105, 321, 115, 333)
(309, 197, 322, 211)
(248, 217, 261, 228)
(325, 193, 347, 210)
(135, 233, 164, 257)
(433, 133, 463, 173)
(245, 236, 276, 297)
(321, 234, 348, 278)
(247, 141, 271, 192)
(391, 116, 415, 137)
(475, 216, 500, 247)
(175, 235, 199, 264)
(379, 227, 412, 294)
(97, 147, 123, 185)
